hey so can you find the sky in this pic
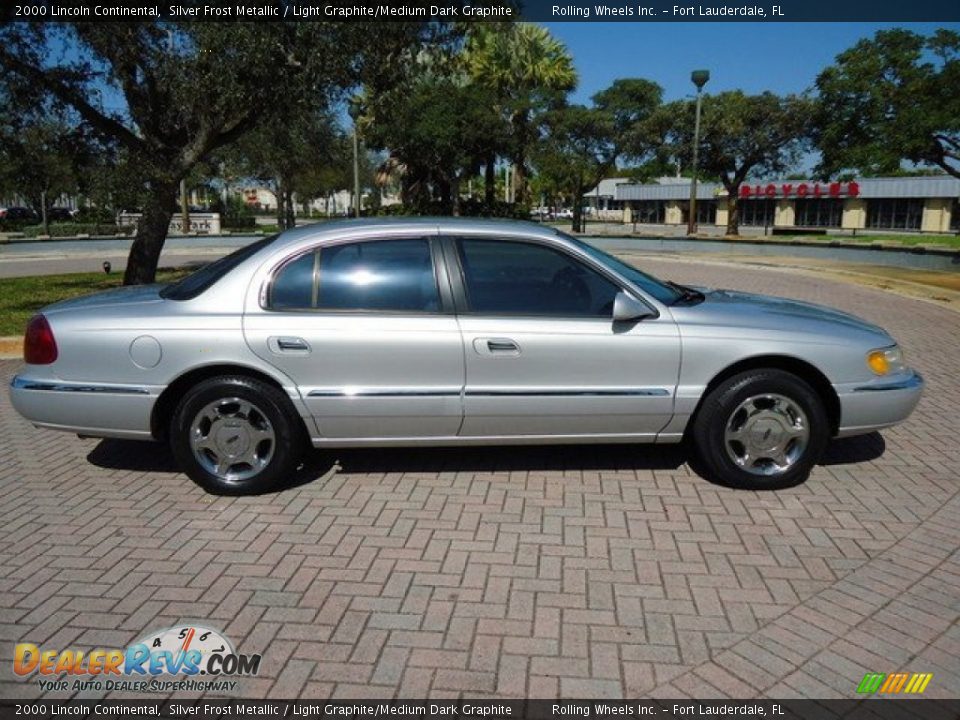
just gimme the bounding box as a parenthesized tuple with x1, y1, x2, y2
(544, 22, 959, 104)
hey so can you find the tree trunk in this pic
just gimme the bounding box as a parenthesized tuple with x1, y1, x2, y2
(284, 189, 295, 228)
(513, 158, 527, 206)
(41, 189, 49, 236)
(451, 176, 461, 217)
(275, 183, 286, 229)
(484, 153, 495, 207)
(438, 177, 452, 212)
(123, 182, 177, 285)
(572, 191, 583, 233)
(725, 189, 739, 236)
(512, 110, 530, 206)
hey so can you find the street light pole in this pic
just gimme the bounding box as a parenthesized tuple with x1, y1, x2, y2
(687, 69, 710, 236)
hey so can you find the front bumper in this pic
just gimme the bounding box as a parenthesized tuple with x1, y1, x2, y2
(834, 370, 924, 438)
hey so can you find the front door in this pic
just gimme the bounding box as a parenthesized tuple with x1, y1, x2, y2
(244, 236, 464, 439)
(448, 236, 680, 439)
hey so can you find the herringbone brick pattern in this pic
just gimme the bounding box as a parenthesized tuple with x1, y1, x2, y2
(0, 258, 957, 699)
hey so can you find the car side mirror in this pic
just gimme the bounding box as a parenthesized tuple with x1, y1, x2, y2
(613, 291, 654, 322)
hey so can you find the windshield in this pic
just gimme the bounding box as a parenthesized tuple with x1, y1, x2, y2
(160, 236, 279, 301)
(561, 234, 683, 305)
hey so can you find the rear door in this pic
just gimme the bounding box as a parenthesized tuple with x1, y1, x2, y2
(446, 235, 680, 439)
(244, 235, 464, 440)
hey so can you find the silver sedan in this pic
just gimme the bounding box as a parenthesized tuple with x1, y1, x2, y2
(9, 219, 923, 494)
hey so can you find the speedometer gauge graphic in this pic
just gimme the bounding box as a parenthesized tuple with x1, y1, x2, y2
(133, 625, 234, 673)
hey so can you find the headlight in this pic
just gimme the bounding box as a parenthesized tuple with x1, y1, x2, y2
(866, 345, 905, 376)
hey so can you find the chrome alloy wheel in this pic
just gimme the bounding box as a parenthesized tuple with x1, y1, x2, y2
(189, 397, 275, 481)
(723, 393, 810, 476)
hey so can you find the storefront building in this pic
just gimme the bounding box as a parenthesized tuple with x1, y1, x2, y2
(607, 176, 960, 233)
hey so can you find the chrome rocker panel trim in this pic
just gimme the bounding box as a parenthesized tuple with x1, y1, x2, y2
(10, 376, 151, 395)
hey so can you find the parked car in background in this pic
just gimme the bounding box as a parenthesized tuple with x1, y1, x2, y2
(556, 208, 574, 219)
(48, 207, 77, 222)
(0, 206, 38, 221)
(10, 218, 923, 495)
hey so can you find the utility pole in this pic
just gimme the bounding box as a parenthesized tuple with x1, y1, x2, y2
(687, 69, 710, 236)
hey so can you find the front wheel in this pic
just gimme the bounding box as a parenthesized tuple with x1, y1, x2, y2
(689, 369, 829, 490)
(169, 376, 305, 495)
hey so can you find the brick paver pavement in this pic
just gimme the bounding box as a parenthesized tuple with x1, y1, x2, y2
(0, 257, 957, 700)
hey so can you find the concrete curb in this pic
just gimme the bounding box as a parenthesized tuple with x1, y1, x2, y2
(0, 337, 21, 360)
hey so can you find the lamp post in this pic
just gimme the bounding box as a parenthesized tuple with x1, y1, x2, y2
(348, 97, 364, 218)
(687, 69, 710, 236)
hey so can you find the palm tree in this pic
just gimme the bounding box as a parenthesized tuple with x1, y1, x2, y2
(465, 23, 577, 206)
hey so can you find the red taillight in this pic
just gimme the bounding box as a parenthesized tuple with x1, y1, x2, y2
(24, 314, 58, 365)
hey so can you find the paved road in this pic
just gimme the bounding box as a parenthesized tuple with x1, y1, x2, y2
(0, 236, 258, 278)
(4, 232, 960, 279)
(0, 259, 957, 700)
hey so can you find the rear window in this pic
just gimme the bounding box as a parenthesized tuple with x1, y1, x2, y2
(160, 236, 278, 301)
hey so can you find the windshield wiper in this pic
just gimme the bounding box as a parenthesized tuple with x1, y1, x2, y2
(666, 281, 706, 305)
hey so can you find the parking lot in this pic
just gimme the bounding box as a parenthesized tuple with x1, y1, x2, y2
(1, 256, 957, 700)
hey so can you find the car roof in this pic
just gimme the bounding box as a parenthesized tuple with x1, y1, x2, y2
(269, 217, 564, 251)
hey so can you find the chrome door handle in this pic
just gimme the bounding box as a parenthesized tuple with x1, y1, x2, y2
(487, 339, 519, 353)
(272, 336, 311, 353)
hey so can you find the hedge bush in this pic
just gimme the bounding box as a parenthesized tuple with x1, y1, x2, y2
(367, 200, 530, 219)
(22, 223, 130, 238)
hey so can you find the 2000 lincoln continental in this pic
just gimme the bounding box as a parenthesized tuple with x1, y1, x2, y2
(9, 219, 923, 494)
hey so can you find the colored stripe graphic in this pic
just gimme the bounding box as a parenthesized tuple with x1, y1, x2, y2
(857, 673, 885, 693)
(857, 672, 933, 694)
(884, 673, 909, 693)
(910, 673, 934, 694)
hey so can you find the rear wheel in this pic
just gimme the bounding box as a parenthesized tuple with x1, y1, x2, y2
(170, 376, 305, 495)
(689, 369, 829, 490)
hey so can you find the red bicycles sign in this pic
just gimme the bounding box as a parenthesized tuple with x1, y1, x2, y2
(740, 181, 860, 199)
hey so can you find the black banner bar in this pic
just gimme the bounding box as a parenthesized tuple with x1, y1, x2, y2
(3, 0, 960, 23)
(2, 700, 960, 720)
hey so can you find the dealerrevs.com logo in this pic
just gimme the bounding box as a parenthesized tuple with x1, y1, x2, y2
(14, 625, 261, 693)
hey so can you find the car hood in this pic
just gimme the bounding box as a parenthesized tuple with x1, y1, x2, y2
(683, 288, 890, 340)
(43, 284, 166, 314)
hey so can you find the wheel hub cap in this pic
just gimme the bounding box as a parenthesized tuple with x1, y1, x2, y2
(189, 397, 275, 481)
(213, 421, 250, 458)
(724, 393, 809, 477)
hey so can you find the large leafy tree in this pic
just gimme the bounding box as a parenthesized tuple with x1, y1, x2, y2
(533, 78, 662, 230)
(533, 105, 617, 232)
(658, 91, 813, 234)
(465, 23, 577, 206)
(364, 75, 506, 214)
(0, 22, 447, 284)
(592, 78, 664, 163)
(814, 28, 960, 179)
(224, 108, 345, 229)
(0, 119, 87, 230)
(0, 79, 99, 229)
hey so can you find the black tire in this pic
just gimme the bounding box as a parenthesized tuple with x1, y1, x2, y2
(169, 375, 305, 495)
(688, 369, 829, 490)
